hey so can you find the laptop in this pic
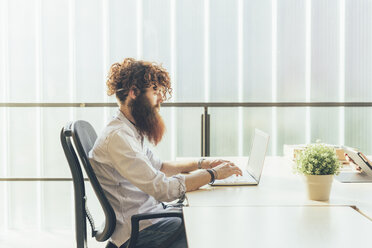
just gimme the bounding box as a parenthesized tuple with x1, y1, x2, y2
(212, 129, 270, 186)
(335, 146, 372, 183)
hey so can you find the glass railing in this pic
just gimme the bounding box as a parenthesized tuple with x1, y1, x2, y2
(1, 101, 372, 181)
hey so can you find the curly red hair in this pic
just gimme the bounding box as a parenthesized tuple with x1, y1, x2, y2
(106, 58, 172, 103)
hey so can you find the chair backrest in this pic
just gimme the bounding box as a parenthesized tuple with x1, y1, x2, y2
(61, 121, 116, 248)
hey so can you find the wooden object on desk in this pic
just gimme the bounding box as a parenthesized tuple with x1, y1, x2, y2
(283, 144, 348, 164)
(184, 206, 372, 248)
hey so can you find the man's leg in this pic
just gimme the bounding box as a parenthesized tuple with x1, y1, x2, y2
(122, 217, 187, 248)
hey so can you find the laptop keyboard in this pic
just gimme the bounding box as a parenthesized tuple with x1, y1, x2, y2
(216, 170, 256, 184)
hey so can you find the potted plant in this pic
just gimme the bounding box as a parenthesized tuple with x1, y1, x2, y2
(294, 143, 341, 201)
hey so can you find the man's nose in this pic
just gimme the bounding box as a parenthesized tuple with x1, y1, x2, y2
(158, 93, 163, 103)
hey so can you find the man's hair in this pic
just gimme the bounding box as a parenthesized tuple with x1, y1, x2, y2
(106, 58, 172, 103)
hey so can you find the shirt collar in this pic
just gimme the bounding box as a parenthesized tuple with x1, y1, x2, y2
(115, 109, 142, 141)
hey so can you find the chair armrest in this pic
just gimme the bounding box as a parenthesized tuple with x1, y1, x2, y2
(132, 209, 183, 222)
(128, 209, 184, 248)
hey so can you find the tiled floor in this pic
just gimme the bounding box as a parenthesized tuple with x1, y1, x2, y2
(0, 229, 106, 248)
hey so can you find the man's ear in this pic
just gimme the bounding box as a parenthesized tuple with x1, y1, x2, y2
(128, 87, 139, 100)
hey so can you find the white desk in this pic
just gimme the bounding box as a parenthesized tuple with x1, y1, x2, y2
(183, 156, 372, 247)
(184, 206, 372, 248)
(185, 157, 372, 218)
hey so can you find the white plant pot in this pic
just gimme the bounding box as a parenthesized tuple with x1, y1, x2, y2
(304, 174, 334, 201)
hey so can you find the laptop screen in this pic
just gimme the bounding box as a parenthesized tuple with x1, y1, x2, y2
(246, 129, 270, 182)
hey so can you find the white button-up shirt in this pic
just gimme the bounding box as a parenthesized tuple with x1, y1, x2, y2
(88, 110, 186, 246)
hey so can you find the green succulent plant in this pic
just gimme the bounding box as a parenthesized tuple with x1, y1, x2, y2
(294, 143, 341, 175)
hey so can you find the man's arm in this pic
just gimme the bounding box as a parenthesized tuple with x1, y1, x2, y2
(160, 159, 242, 192)
(184, 170, 211, 191)
(160, 159, 235, 177)
(160, 160, 198, 176)
(184, 162, 243, 191)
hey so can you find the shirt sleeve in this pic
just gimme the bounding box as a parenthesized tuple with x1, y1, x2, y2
(106, 130, 186, 202)
(145, 144, 163, 170)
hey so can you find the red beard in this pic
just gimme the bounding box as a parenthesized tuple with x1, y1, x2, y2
(131, 93, 166, 146)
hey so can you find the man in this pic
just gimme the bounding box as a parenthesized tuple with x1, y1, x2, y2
(89, 58, 242, 248)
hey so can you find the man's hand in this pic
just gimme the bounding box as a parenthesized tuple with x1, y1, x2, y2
(213, 162, 243, 179)
(185, 160, 243, 191)
(344, 153, 362, 171)
(202, 159, 234, 169)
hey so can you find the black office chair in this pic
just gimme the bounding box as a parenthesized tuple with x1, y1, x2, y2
(61, 120, 184, 248)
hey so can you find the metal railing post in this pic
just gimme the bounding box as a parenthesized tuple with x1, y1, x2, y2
(201, 106, 210, 157)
